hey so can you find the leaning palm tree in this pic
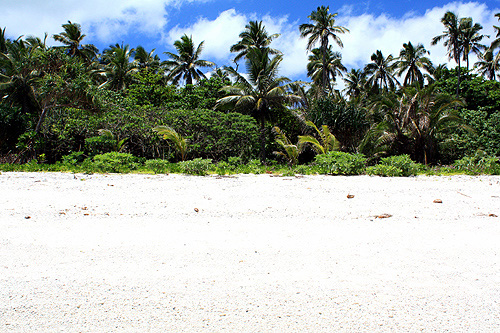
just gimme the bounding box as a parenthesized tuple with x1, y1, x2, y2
(364, 50, 399, 92)
(307, 46, 346, 93)
(298, 120, 340, 155)
(53, 21, 97, 61)
(230, 20, 281, 63)
(395, 41, 433, 87)
(216, 48, 299, 163)
(300, 6, 349, 95)
(163, 34, 215, 85)
(153, 125, 189, 161)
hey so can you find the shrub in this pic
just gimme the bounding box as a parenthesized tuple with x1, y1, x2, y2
(454, 151, 500, 174)
(378, 155, 420, 176)
(92, 152, 141, 173)
(61, 152, 87, 166)
(366, 165, 403, 177)
(178, 158, 214, 176)
(314, 151, 366, 175)
(144, 159, 172, 174)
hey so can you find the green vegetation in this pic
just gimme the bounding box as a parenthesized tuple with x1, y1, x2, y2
(1, 8, 499, 176)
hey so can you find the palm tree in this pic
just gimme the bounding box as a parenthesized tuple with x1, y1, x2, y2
(395, 41, 433, 87)
(366, 85, 464, 164)
(460, 18, 485, 71)
(230, 20, 281, 63)
(307, 46, 346, 93)
(474, 49, 499, 80)
(364, 50, 399, 92)
(53, 21, 97, 61)
(431, 11, 466, 95)
(98, 44, 138, 91)
(0, 27, 8, 54)
(343, 68, 367, 100)
(298, 121, 339, 155)
(216, 48, 299, 163)
(134, 46, 160, 71)
(300, 6, 349, 94)
(163, 34, 215, 85)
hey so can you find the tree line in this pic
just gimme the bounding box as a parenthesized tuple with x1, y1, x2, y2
(1, 6, 499, 167)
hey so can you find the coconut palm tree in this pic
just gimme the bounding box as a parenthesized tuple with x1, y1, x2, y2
(395, 41, 433, 87)
(300, 5, 349, 94)
(431, 11, 469, 95)
(134, 46, 160, 71)
(230, 20, 281, 63)
(474, 49, 500, 80)
(216, 48, 299, 163)
(98, 44, 138, 91)
(163, 34, 215, 85)
(343, 68, 367, 100)
(460, 18, 485, 71)
(53, 21, 97, 61)
(307, 46, 346, 93)
(364, 50, 399, 92)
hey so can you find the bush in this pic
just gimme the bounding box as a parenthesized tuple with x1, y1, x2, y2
(314, 151, 366, 175)
(454, 151, 500, 174)
(61, 151, 87, 166)
(92, 152, 142, 173)
(144, 159, 173, 174)
(178, 158, 214, 176)
(84, 135, 118, 155)
(366, 164, 403, 177)
(378, 155, 420, 176)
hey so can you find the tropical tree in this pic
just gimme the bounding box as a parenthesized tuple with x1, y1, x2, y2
(98, 44, 138, 91)
(365, 85, 464, 164)
(431, 11, 467, 94)
(395, 41, 433, 87)
(343, 68, 367, 100)
(307, 46, 346, 93)
(53, 21, 97, 61)
(300, 5, 349, 94)
(134, 46, 160, 71)
(364, 50, 399, 92)
(163, 34, 215, 85)
(0, 27, 8, 54)
(298, 120, 339, 155)
(272, 126, 301, 166)
(153, 125, 189, 161)
(230, 20, 281, 63)
(460, 18, 485, 71)
(474, 49, 499, 80)
(216, 48, 299, 163)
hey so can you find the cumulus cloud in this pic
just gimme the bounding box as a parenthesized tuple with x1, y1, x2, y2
(0, 0, 205, 44)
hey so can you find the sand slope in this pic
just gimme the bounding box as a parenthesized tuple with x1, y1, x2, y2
(1, 172, 499, 331)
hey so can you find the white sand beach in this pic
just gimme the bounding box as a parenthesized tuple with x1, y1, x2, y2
(1, 172, 499, 331)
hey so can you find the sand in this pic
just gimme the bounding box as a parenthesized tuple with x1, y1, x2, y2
(0, 172, 499, 332)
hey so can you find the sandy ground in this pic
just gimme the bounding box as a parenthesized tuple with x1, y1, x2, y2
(0, 171, 499, 332)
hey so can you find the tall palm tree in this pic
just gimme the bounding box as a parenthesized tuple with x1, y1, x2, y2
(431, 11, 467, 95)
(163, 34, 215, 85)
(306, 46, 346, 93)
(300, 6, 349, 94)
(98, 44, 138, 91)
(53, 21, 97, 61)
(216, 48, 299, 162)
(395, 41, 433, 87)
(364, 50, 399, 92)
(460, 18, 485, 71)
(230, 21, 281, 63)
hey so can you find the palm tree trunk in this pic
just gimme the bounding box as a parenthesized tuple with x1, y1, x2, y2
(259, 117, 266, 164)
(321, 37, 328, 96)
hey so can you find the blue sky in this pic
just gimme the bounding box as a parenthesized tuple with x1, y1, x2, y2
(2, 1, 500, 83)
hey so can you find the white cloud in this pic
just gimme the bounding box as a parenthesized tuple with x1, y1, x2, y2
(0, 0, 204, 44)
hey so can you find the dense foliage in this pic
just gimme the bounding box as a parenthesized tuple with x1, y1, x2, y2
(1, 7, 499, 174)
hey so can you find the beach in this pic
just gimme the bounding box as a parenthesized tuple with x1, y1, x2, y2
(1, 172, 499, 331)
